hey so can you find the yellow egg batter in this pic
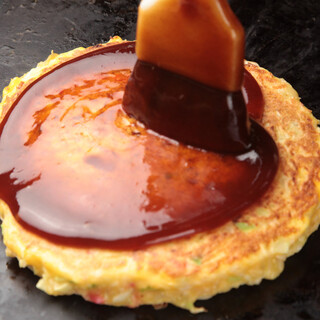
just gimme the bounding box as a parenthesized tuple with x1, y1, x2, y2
(1, 38, 320, 313)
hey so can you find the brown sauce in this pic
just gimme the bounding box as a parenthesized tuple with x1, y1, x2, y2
(124, 60, 251, 153)
(0, 42, 278, 250)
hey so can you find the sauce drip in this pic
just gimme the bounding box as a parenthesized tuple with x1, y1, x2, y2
(243, 68, 265, 120)
(0, 42, 278, 250)
(123, 60, 251, 153)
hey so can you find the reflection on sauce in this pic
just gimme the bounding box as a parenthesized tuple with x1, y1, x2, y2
(243, 69, 264, 121)
(0, 42, 278, 250)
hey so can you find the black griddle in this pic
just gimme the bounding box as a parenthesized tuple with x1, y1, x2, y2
(1, 0, 320, 319)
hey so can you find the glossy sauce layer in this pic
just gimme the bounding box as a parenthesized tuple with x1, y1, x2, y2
(0, 42, 278, 250)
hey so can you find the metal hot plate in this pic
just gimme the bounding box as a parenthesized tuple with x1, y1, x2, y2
(0, 0, 320, 319)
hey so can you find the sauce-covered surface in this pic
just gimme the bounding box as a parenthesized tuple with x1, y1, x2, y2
(0, 42, 278, 249)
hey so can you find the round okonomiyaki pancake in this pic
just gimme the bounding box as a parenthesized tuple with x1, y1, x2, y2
(0, 39, 320, 313)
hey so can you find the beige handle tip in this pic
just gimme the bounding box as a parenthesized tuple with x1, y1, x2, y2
(136, 0, 245, 92)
